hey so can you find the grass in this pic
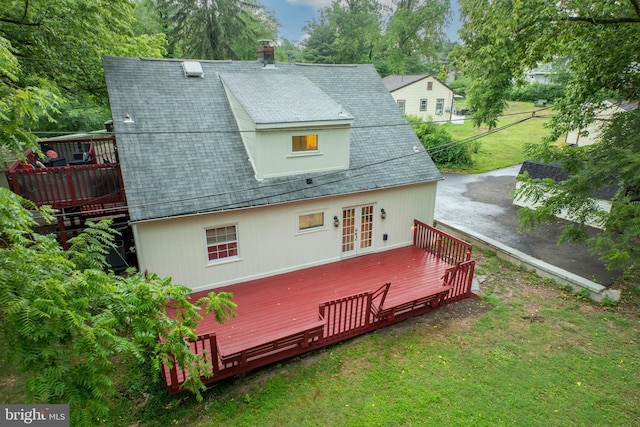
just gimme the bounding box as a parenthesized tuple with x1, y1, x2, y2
(441, 101, 555, 173)
(98, 252, 640, 427)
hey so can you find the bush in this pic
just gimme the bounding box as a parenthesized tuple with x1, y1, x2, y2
(408, 115, 473, 169)
(508, 82, 565, 103)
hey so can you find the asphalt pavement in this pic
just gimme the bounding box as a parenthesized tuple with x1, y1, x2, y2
(435, 165, 620, 286)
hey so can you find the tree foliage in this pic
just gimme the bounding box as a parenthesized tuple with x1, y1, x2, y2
(381, 0, 450, 74)
(0, 37, 61, 155)
(456, 0, 640, 270)
(302, 0, 382, 64)
(0, 0, 166, 142)
(152, 0, 278, 60)
(301, 0, 450, 74)
(0, 188, 237, 426)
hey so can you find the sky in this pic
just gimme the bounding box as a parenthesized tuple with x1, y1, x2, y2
(261, 0, 462, 43)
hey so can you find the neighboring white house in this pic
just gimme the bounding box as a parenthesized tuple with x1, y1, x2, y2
(565, 100, 638, 146)
(103, 55, 442, 292)
(382, 74, 457, 122)
(524, 63, 554, 85)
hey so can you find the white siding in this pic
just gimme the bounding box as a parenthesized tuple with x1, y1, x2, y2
(390, 77, 454, 122)
(224, 80, 351, 180)
(134, 183, 438, 291)
(255, 126, 350, 179)
(565, 104, 624, 147)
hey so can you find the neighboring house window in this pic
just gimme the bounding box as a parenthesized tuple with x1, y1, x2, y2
(420, 99, 428, 111)
(206, 225, 238, 262)
(435, 98, 444, 115)
(397, 99, 406, 112)
(292, 135, 318, 152)
(427, 82, 433, 90)
(298, 212, 324, 231)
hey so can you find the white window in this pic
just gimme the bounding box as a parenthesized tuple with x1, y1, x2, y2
(298, 212, 324, 231)
(206, 225, 238, 262)
(420, 99, 428, 111)
(397, 99, 406, 112)
(435, 98, 445, 115)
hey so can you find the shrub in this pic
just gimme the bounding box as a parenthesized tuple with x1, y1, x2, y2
(408, 115, 473, 169)
(508, 82, 565, 103)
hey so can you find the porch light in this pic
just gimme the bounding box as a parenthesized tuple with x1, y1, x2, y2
(333, 216, 340, 227)
(123, 114, 134, 124)
(380, 208, 386, 219)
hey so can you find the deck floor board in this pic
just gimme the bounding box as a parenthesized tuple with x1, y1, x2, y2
(187, 246, 451, 356)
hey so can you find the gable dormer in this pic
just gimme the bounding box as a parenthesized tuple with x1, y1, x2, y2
(220, 72, 354, 180)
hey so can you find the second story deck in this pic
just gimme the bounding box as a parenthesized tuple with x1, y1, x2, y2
(5, 136, 126, 213)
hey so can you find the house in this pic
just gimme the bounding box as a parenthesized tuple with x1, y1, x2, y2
(382, 74, 457, 122)
(102, 55, 444, 293)
(565, 100, 638, 146)
(524, 63, 554, 85)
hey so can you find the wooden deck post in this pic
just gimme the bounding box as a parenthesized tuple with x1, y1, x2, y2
(57, 216, 69, 250)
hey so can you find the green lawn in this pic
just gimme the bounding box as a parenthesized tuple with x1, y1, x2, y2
(442, 102, 554, 173)
(104, 253, 640, 427)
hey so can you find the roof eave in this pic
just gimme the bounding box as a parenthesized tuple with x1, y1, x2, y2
(255, 118, 354, 130)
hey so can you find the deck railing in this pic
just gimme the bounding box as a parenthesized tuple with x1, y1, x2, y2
(319, 291, 372, 343)
(164, 222, 476, 394)
(163, 333, 220, 394)
(8, 164, 125, 209)
(413, 219, 472, 264)
(442, 260, 476, 303)
(5, 136, 125, 210)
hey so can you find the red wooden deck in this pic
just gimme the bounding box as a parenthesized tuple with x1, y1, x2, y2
(193, 245, 448, 354)
(163, 221, 476, 393)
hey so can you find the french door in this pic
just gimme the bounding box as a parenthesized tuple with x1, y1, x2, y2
(341, 204, 374, 256)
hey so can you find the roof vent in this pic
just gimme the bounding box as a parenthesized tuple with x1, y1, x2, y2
(182, 61, 204, 78)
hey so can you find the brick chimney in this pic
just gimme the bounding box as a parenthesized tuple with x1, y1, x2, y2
(257, 39, 275, 66)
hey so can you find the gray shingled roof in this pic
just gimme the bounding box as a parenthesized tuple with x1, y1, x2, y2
(519, 160, 618, 200)
(102, 57, 442, 222)
(220, 72, 353, 124)
(604, 99, 638, 113)
(382, 74, 431, 92)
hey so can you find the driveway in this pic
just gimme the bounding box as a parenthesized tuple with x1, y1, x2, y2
(435, 165, 620, 286)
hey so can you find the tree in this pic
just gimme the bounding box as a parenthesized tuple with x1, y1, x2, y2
(0, 0, 166, 139)
(456, 0, 640, 270)
(152, 0, 278, 60)
(276, 39, 303, 63)
(302, 0, 383, 64)
(381, 0, 450, 74)
(301, 0, 450, 74)
(0, 37, 61, 156)
(0, 188, 237, 426)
